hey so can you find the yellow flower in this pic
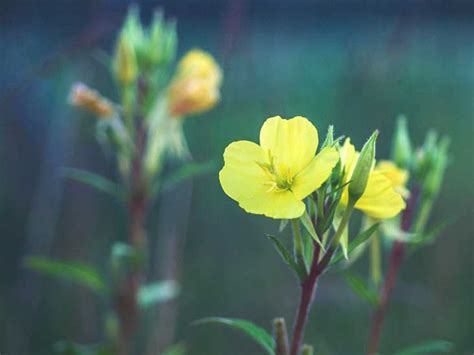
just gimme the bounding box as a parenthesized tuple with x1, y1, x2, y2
(375, 160, 410, 198)
(339, 139, 406, 219)
(168, 49, 222, 117)
(219, 116, 339, 219)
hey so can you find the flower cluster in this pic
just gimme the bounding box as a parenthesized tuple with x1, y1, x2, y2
(219, 116, 406, 221)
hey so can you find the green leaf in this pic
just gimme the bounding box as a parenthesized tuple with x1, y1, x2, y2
(300, 211, 325, 250)
(267, 235, 305, 280)
(162, 343, 186, 355)
(332, 209, 349, 259)
(193, 317, 275, 355)
(330, 223, 379, 266)
(342, 271, 379, 306)
(161, 160, 217, 192)
(278, 219, 289, 232)
(53, 341, 112, 355)
(393, 340, 454, 355)
(138, 280, 180, 308)
(61, 168, 123, 201)
(23, 256, 108, 295)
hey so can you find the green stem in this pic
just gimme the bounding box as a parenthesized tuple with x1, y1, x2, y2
(370, 232, 381, 287)
(413, 196, 432, 233)
(291, 219, 307, 275)
(317, 201, 355, 271)
(121, 84, 136, 137)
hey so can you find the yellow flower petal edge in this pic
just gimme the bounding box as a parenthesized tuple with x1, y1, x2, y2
(219, 116, 339, 219)
(339, 139, 406, 219)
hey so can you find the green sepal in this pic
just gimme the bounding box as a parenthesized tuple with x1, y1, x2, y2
(193, 317, 275, 355)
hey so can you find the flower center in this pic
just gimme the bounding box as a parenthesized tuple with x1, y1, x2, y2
(257, 152, 294, 192)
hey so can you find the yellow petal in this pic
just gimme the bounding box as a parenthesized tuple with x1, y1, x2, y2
(240, 190, 305, 219)
(355, 171, 406, 219)
(219, 140, 268, 201)
(259, 116, 318, 175)
(376, 160, 409, 189)
(292, 147, 339, 199)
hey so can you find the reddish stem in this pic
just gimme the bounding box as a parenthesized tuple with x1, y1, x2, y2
(366, 187, 419, 355)
(290, 242, 324, 355)
(115, 80, 149, 354)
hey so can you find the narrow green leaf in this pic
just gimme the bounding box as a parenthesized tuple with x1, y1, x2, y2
(300, 211, 325, 250)
(24, 256, 107, 295)
(332, 210, 349, 259)
(330, 223, 379, 266)
(342, 272, 379, 306)
(162, 160, 217, 192)
(393, 340, 454, 355)
(193, 317, 275, 355)
(267, 235, 305, 280)
(303, 230, 314, 270)
(279, 219, 289, 232)
(61, 168, 123, 201)
(138, 280, 180, 308)
(162, 343, 186, 355)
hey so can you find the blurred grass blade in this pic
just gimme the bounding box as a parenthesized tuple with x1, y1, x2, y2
(24, 256, 108, 295)
(267, 235, 306, 280)
(162, 160, 217, 192)
(61, 168, 123, 201)
(138, 280, 180, 308)
(394, 340, 454, 355)
(341, 271, 379, 306)
(330, 223, 379, 266)
(193, 317, 275, 355)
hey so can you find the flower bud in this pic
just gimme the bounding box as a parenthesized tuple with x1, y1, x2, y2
(422, 136, 449, 198)
(348, 130, 378, 204)
(113, 34, 138, 86)
(391, 115, 412, 169)
(147, 11, 177, 69)
(69, 82, 115, 118)
(168, 49, 222, 117)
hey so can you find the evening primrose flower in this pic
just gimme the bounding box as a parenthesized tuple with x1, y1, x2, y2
(168, 49, 222, 117)
(219, 116, 339, 219)
(339, 139, 406, 219)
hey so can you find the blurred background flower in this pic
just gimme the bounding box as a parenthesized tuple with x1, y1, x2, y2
(0, 1, 472, 354)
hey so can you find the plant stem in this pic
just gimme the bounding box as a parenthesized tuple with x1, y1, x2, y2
(290, 203, 354, 355)
(116, 79, 149, 355)
(366, 188, 419, 355)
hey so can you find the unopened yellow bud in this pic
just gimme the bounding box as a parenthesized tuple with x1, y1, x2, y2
(168, 49, 222, 117)
(113, 35, 138, 86)
(69, 82, 115, 118)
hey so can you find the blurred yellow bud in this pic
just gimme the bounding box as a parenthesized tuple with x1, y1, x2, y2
(168, 49, 222, 117)
(113, 35, 138, 86)
(69, 82, 115, 118)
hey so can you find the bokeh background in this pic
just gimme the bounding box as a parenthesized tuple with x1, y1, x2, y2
(1, 1, 473, 354)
